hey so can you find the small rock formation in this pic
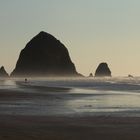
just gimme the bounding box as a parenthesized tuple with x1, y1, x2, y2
(128, 74, 133, 78)
(95, 63, 111, 77)
(0, 66, 9, 77)
(89, 73, 93, 77)
(11, 31, 80, 77)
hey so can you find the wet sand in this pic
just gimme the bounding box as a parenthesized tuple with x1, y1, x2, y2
(0, 92, 140, 140)
(1, 115, 140, 140)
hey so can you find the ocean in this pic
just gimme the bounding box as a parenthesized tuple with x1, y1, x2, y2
(0, 77, 140, 117)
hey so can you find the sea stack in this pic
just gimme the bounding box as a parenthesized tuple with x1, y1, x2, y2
(11, 31, 80, 77)
(0, 66, 9, 77)
(95, 63, 111, 77)
(89, 73, 93, 77)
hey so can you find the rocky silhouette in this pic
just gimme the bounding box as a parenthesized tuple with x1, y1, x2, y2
(89, 73, 93, 77)
(95, 63, 111, 77)
(0, 66, 9, 77)
(11, 31, 80, 77)
(128, 74, 133, 78)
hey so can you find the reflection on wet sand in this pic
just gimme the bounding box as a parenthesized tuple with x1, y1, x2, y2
(1, 78, 140, 139)
(0, 78, 140, 116)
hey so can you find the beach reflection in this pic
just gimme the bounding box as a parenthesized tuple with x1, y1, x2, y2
(0, 78, 140, 117)
(67, 90, 140, 114)
(0, 79, 17, 89)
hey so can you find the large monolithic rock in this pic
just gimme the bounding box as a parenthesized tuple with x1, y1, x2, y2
(11, 31, 81, 77)
(95, 63, 111, 77)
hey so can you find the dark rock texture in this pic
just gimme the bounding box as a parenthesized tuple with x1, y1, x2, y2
(89, 73, 93, 77)
(11, 31, 80, 77)
(95, 63, 111, 77)
(128, 74, 133, 78)
(0, 66, 9, 77)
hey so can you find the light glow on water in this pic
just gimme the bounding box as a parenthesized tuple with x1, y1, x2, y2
(0, 77, 140, 116)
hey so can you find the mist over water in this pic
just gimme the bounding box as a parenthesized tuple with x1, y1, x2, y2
(0, 77, 140, 117)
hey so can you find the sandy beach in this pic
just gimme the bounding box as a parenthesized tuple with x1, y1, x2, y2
(0, 78, 140, 140)
(1, 115, 140, 140)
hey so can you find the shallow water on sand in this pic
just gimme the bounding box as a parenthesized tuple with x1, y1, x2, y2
(0, 77, 140, 117)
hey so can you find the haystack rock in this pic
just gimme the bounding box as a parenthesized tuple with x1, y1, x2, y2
(0, 66, 9, 77)
(95, 63, 111, 77)
(11, 31, 81, 77)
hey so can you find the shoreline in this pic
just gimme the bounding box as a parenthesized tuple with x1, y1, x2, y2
(1, 78, 140, 139)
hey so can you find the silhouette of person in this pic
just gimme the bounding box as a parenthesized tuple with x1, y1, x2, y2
(25, 78, 27, 83)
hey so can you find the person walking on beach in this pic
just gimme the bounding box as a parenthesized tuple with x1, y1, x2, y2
(25, 78, 28, 83)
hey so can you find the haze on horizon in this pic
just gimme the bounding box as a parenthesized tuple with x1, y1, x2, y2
(0, 0, 140, 76)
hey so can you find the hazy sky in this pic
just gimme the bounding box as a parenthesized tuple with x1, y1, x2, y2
(0, 0, 140, 76)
